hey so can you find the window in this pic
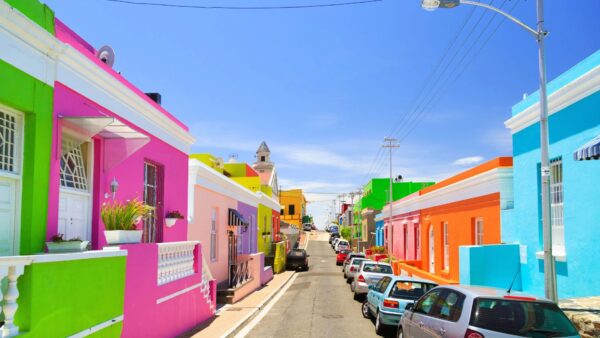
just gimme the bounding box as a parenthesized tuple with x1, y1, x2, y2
(280, 208, 285, 216)
(288, 204, 295, 216)
(415, 289, 443, 315)
(260, 156, 265, 162)
(550, 158, 564, 255)
(434, 290, 466, 322)
(210, 208, 218, 261)
(377, 277, 391, 293)
(474, 218, 484, 245)
(0, 110, 22, 174)
(60, 138, 88, 191)
(443, 222, 449, 270)
(389, 281, 436, 300)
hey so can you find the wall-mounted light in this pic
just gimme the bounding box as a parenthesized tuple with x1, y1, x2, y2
(110, 177, 119, 199)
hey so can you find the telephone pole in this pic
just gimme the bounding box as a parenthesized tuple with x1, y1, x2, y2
(383, 137, 399, 254)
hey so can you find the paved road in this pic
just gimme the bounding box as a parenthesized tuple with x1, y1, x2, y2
(244, 232, 388, 338)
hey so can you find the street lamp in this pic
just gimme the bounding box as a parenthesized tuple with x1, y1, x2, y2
(421, 0, 557, 302)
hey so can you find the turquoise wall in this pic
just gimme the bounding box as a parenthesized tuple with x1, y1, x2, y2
(459, 244, 522, 291)
(503, 56, 600, 298)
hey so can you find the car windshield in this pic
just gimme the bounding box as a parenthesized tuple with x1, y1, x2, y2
(389, 281, 436, 300)
(362, 264, 392, 274)
(339, 241, 348, 245)
(351, 259, 366, 266)
(470, 298, 578, 337)
(290, 250, 305, 257)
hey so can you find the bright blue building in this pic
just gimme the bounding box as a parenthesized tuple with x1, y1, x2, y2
(501, 49, 600, 299)
(374, 213, 384, 247)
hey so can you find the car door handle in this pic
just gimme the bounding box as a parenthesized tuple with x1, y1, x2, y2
(418, 321, 424, 327)
(439, 328, 446, 336)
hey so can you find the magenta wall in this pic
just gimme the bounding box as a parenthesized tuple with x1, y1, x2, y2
(48, 83, 189, 248)
(120, 244, 214, 337)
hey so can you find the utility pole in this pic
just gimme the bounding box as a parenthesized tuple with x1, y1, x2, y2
(383, 137, 399, 256)
(355, 188, 363, 252)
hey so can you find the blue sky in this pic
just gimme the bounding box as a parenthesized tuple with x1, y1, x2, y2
(44, 0, 600, 226)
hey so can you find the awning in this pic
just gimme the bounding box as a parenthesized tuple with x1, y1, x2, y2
(228, 208, 249, 227)
(60, 116, 150, 171)
(574, 134, 600, 161)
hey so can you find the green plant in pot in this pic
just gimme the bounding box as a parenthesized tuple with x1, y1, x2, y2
(102, 199, 151, 245)
(165, 210, 184, 228)
(46, 234, 90, 253)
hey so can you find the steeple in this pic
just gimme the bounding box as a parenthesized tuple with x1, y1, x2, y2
(253, 141, 274, 173)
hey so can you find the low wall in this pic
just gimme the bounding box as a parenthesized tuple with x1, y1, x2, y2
(10, 250, 127, 337)
(120, 242, 215, 338)
(230, 253, 264, 303)
(273, 241, 287, 274)
(392, 261, 457, 285)
(459, 244, 522, 290)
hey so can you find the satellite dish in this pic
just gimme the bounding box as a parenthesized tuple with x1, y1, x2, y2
(96, 45, 115, 67)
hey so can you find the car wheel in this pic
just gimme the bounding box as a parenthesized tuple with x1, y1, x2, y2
(396, 326, 403, 338)
(361, 300, 371, 318)
(353, 291, 360, 301)
(375, 311, 385, 336)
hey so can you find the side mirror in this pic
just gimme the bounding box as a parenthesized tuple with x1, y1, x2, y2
(405, 303, 414, 312)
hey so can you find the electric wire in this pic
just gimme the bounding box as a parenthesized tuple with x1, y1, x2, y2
(104, 0, 383, 10)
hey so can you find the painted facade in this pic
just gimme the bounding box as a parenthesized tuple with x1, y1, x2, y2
(384, 158, 513, 283)
(280, 189, 306, 227)
(374, 213, 384, 247)
(500, 49, 600, 299)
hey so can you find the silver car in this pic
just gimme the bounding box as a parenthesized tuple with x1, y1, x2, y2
(399, 285, 579, 338)
(343, 252, 366, 270)
(351, 261, 393, 300)
(344, 257, 370, 282)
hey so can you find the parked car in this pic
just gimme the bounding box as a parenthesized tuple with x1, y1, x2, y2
(398, 285, 579, 338)
(351, 261, 394, 300)
(343, 252, 366, 269)
(302, 223, 313, 232)
(329, 225, 339, 234)
(286, 248, 310, 271)
(336, 249, 351, 265)
(335, 239, 350, 253)
(332, 237, 341, 249)
(362, 276, 437, 335)
(344, 257, 370, 282)
(329, 232, 340, 244)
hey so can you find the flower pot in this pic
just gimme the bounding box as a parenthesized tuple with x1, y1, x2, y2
(104, 230, 143, 245)
(46, 241, 89, 253)
(165, 218, 178, 228)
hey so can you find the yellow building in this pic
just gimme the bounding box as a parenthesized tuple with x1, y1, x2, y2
(279, 189, 306, 227)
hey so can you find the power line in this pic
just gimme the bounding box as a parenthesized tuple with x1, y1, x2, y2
(104, 0, 383, 10)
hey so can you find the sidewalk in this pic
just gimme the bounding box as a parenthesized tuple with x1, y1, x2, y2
(182, 270, 296, 338)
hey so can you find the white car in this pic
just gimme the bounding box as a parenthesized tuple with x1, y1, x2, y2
(351, 261, 394, 299)
(335, 239, 350, 253)
(332, 237, 341, 249)
(399, 285, 579, 338)
(344, 257, 370, 282)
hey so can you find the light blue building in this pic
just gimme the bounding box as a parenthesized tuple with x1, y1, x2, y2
(459, 50, 600, 299)
(374, 213, 384, 247)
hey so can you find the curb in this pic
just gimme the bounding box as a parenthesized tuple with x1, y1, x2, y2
(221, 271, 297, 338)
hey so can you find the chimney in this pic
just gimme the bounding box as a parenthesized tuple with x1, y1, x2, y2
(145, 92, 162, 105)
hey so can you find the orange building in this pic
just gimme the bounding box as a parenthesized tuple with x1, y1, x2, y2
(383, 157, 513, 283)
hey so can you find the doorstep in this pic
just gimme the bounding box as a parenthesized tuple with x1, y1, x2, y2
(560, 296, 600, 338)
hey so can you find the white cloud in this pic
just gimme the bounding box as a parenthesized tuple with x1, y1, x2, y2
(452, 156, 484, 166)
(275, 145, 372, 173)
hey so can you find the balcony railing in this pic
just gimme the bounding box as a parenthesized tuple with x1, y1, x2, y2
(0, 257, 31, 337)
(157, 241, 198, 285)
(229, 255, 252, 289)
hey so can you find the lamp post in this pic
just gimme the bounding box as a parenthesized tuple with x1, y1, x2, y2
(421, 0, 556, 302)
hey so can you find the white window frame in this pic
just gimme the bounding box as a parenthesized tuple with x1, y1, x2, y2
(210, 207, 218, 261)
(550, 158, 565, 256)
(0, 104, 24, 256)
(475, 218, 484, 245)
(443, 222, 449, 271)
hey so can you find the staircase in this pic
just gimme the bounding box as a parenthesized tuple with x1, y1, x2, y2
(201, 256, 216, 314)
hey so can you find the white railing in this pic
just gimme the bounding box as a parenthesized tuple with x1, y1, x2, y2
(0, 257, 32, 337)
(157, 241, 198, 285)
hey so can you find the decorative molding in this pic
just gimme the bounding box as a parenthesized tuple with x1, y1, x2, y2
(67, 315, 124, 338)
(156, 282, 202, 304)
(505, 64, 600, 134)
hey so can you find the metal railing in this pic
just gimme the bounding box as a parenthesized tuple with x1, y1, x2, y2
(229, 255, 252, 289)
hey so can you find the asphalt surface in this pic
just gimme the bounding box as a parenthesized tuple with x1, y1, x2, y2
(244, 232, 389, 338)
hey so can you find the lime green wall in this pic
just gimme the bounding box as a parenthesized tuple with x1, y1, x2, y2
(232, 177, 261, 192)
(4, 0, 55, 34)
(260, 185, 272, 197)
(257, 204, 272, 255)
(0, 60, 53, 254)
(190, 153, 224, 173)
(273, 241, 286, 274)
(223, 163, 247, 177)
(16, 256, 126, 337)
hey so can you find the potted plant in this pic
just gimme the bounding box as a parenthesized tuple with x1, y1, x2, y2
(101, 199, 149, 245)
(46, 234, 89, 253)
(165, 210, 184, 228)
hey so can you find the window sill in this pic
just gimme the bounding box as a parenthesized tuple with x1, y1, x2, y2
(535, 251, 566, 262)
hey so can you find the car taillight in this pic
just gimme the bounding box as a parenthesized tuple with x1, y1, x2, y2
(465, 329, 484, 338)
(382, 299, 399, 309)
(350, 266, 355, 272)
(357, 275, 365, 283)
(503, 295, 536, 301)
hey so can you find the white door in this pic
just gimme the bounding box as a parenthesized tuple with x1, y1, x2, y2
(58, 137, 92, 241)
(58, 191, 90, 241)
(0, 177, 18, 256)
(428, 225, 435, 273)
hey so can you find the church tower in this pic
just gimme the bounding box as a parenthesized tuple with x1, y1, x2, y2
(253, 141, 274, 173)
